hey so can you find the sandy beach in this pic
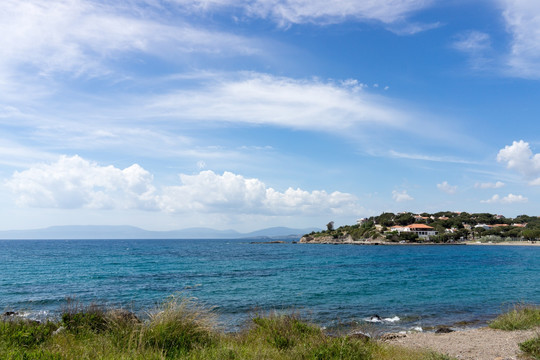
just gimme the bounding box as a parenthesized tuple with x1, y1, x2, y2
(385, 327, 539, 360)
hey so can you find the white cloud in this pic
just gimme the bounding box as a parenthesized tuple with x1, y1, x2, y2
(5, 155, 158, 210)
(453, 31, 491, 53)
(481, 193, 528, 204)
(388, 150, 476, 164)
(174, 0, 434, 26)
(160, 170, 359, 214)
(145, 72, 408, 131)
(497, 140, 540, 184)
(500, 0, 540, 78)
(6, 156, 360, 216)
(392, 190, 413, 202)
(0, 0, 258, 80)
(387, 21, 441, 35)
(475, 181, 505, 189)
(452, 31, 493, 70)
(437, 181, 457, 194)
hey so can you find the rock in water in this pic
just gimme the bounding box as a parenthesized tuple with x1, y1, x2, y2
(435, 327, 454, 334)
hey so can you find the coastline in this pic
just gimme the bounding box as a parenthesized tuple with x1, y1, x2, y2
(298, 236, 540, 246)
(385, 326, 540, 360)
(464, 240, 540, 246)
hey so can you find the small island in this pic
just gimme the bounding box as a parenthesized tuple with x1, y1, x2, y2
(300, 211, 540, 245)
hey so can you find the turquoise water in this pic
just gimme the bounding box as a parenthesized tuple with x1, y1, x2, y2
(0, 240, 538, 332)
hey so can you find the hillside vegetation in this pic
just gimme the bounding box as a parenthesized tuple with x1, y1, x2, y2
(303, 211, 540, 243)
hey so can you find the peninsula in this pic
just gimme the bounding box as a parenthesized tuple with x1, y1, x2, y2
(300, 211, 540, 245)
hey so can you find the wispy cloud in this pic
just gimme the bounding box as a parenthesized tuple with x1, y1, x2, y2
(0, 0, 260, 84)
(500, 0, 540, 78)
(452, 30, 493, 70)
(174, 0, 435, 27)
(388, 150, 477, 164)
(453, 31, 492, 53)
(387, 21, 442, 35)
(144, 72, 407, 131)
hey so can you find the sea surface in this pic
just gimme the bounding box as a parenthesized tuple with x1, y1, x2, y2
(0, 239, 539, 333)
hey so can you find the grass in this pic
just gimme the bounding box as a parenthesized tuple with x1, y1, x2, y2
(520, 335, 540, 360)
(488, 304, 540, 331)
(487, 304, 540, 359)
(0, 295, 457, 360)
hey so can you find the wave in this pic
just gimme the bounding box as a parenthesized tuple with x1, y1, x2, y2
(364, 315, 401, 323)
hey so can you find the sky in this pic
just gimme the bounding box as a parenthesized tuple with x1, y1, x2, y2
(2, 0, 540, 232)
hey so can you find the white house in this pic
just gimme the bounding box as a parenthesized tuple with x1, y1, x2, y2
(391, 224, 438, 239)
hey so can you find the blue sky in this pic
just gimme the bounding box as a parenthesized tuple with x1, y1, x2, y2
(2, 0, 540, 232)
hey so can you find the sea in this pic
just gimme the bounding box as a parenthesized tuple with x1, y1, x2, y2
(0, 239, 538, 333)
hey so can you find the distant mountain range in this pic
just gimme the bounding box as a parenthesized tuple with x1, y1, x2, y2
(0, 225, 320, 240)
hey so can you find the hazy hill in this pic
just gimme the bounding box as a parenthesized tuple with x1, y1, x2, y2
(0, 225, 320, 240)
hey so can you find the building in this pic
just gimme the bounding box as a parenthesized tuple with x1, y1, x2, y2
(390, 224, 438, 239)
(357, 218, 369, 225)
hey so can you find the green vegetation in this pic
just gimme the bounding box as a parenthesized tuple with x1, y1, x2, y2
(520, 336, 540, 359)
(488, 305, 540, 360)
(488, 305, 540, 331)
(306, 211, 540, 243)
(0, 296, 454, 360)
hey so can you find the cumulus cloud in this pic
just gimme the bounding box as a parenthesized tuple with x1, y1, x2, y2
(5, 155, 158, 209)
(160, 170, 359, 214)
(174, 0, 434, 27)
(481, 193, 528, 204)
(497, 140, 540, 184)
(6, 155, 359, 216)
(475, 181, 505, 189)
(392, 190, 413, 202)
(437, 181, 457, 194)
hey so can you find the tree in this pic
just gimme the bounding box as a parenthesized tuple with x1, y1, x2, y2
(326, 221, 334, 232)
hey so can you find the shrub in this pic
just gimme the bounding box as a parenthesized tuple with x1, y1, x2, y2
(142, 295, 217, 356)
(0, 320, 57, 348)
(309, 337, 372, 360)
(489, 305, 540, 330)
(0, 348, 61, 360)
(250, 313, 321, 350)
(520, 335, 540, 359)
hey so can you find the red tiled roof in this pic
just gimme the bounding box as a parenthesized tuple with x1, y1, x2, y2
(406, 224, 434, 229)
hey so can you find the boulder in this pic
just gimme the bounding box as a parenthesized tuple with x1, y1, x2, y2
(435, 327, 454, 334)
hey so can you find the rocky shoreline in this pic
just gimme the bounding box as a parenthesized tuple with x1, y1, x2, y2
(299, 235, 539, 246)
(384, 326, 540, 360)
(298, 235, 466, 245)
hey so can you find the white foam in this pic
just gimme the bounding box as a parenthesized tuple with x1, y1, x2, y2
(365, 317, 382, 323)
(364, 315, 400, 323)
(411, 326, 423, 332)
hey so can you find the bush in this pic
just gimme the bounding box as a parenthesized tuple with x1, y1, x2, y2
(0, 320, 57, 348)
(142, 295, 217, 356)
(250, 313, 321, 350)
(310, 337, 372, 360)
(520, 335, 540, 359)
(0, 348, 61, 360)
(489, 305, 540, 330)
